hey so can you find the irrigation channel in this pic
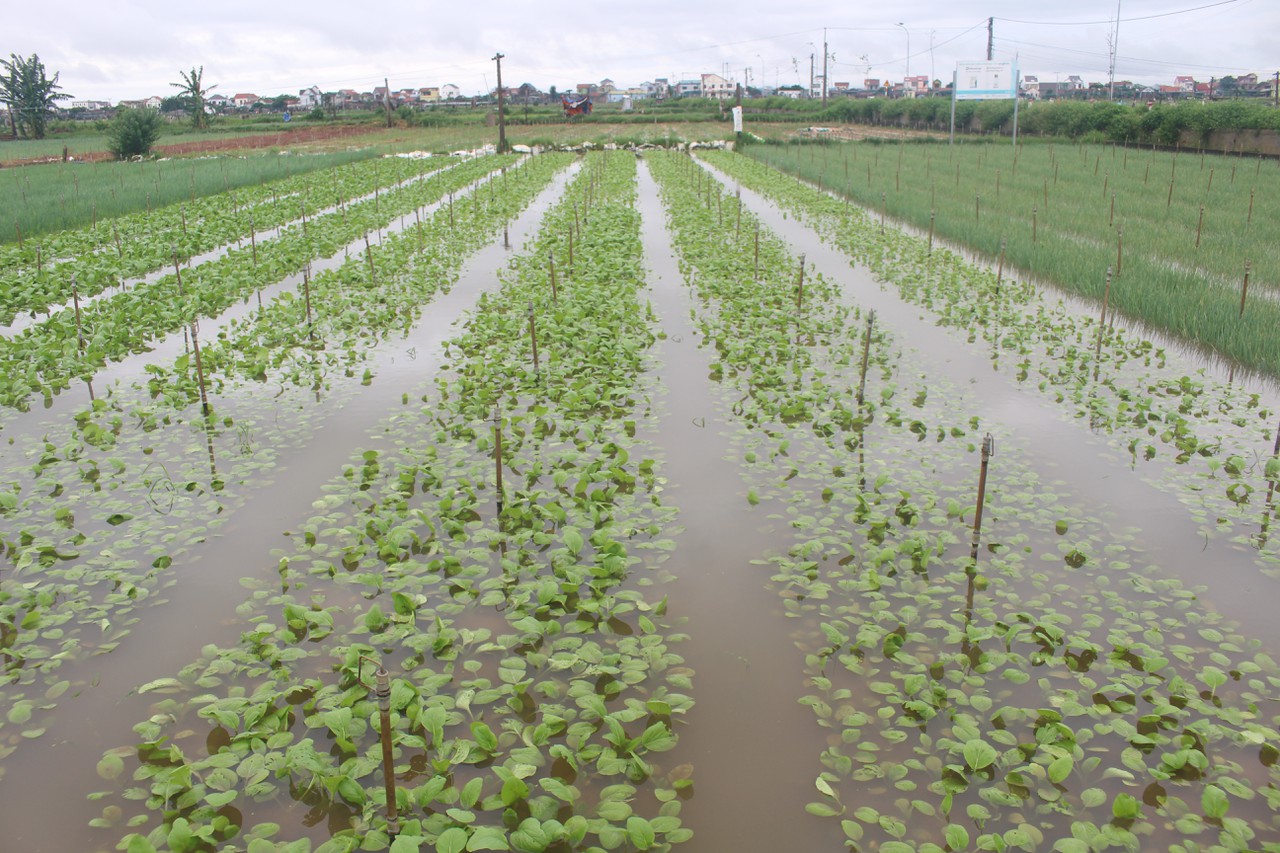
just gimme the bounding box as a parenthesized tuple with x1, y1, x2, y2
(0, 146, 1279, 853)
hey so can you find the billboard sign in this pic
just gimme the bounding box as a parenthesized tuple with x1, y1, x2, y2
(954, 61, 1017, 101)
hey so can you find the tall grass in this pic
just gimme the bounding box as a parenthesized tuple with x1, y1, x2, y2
(746, 139, 1280, 375)
(1, 148, 381, 242)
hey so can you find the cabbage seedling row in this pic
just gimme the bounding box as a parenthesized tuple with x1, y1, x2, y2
(0, 155, 520, 412)
(85, 151, 697, 853)
(0, 155, 452, 324)
(702, 149, 1280, 576)
(648, 150, 1280, 850)
(0, 154, 572, 760)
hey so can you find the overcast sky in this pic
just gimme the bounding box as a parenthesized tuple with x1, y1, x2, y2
(10, 0, 1274, 102)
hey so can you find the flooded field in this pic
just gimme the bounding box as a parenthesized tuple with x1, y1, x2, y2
(2, 146, 1279, 852)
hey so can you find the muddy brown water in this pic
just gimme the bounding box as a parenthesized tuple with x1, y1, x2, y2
(701, 158, 1280, 641)
(4, 153, 1280, 850)
(0, 161, 517, 442)
(0, 164, 577, 853)
(634, 162, 841, 851)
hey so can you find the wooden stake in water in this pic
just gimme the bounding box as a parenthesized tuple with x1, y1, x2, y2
(361, 660, 400, 837)
(71, 275, 85, 354)
(1239, 260, 1252, 318)
(249, 214, 258, 266)
(548, 251, 559, 306)
(528, 301, 540, 375)
(1195, 204, 1205, 249)
(968, 433, 995, 566)
(795, 255, 806, 310)
(1093, 266, 1114, 381)
(996, 239, 1006, 287)
(503, 223, 510, 249)
(303, 263, 315, 340)
(493, 405, 504, 515)
(928, 210, 935, 254)
(856, 310, 875, 409)
(753, 226, 760, 282)
(880, 192, 886, 234)
(173, 252, 210, 416)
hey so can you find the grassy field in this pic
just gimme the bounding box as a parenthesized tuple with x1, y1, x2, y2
(745, 138, 1280, 376)
(0, 120, 782, 243)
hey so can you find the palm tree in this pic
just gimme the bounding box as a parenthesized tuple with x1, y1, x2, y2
(171, 66, 215, 129)
(0, 53, 71, 139)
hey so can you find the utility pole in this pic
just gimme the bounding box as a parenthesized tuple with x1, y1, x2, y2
(1275, 70, 1279, 108)
(822, 28, 829, 107)
(987, 18, 994, 61)
(493, 53, 508, 153)
(809, 53, 814, 100)
(383, 77, 393, 128)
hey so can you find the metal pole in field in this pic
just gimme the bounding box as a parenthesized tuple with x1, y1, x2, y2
(361, 660, 400, 836)
(949, 70, 957, 145)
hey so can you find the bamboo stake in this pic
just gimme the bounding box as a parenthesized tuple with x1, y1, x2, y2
(1109, 193, 1115, 227)
(975, 194, 981, 223)
(1239, 260, 1252, 318)
(1207, 167, 1215, 192)
(549, 251, 558, 306)
(1116, 227, 1124, 275)
(365, 233, 376, 284)
(528, 301, 540, 374)
(968, 433, 995, 566)
(753, 226, 760, 282)
(1248, 187, 1255, 225)
(880, 192, 886, 234)
(249, 214, 258, 266)
(1032, 206, 1038, 243)
(1093, 266, 1114, 381)
(1195, 204, 1205, 249)
(71, 275, 85, 354)
(928, 210, 935, 254)
(795, 254, 806, 310)
(856, 310, 875, 409)
(303, 263, 315, 340)
(370, 662, 400, 836)
(996, 239, 1006, 286)
(493, 405, 504, 515)
(174, 251, 210, 416)
(1167, 180, 1175, 209)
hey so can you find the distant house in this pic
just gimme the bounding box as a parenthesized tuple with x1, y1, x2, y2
(676, 78, 702, 97)
(207, 93, 229, 110)
(70, 99, 111, 110)
(1175, 75, 1196, 93)
(418, 87, 440, 102)
(232, 93, 259, 109)
(298, 86, 322, 108)
(863, 79, 881, 92)
(701, 73, 733, 100)
(439, 83, 461, 100)
(904, 75, 931, 96)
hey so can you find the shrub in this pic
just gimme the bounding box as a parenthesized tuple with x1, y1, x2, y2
(107, 108, 164, 158)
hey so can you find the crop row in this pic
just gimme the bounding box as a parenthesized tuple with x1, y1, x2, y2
(0, 155, 521, 412)
(701, 149, 1280, 571)
(648, 150, 1280, 850)
(81, 151, 697, 853)
(0, 154, 573, 761)
(0, 155, 453, 323)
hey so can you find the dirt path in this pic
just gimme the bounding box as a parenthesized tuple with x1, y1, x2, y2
(1, 124, 388, 167)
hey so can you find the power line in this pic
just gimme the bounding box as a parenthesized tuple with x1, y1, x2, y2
(996, 0, 1245, 26)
